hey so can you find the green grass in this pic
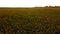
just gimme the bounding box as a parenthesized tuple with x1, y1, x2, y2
(0, 8, 60, 34)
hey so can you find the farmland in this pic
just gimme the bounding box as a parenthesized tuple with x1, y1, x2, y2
(0, 7, 60, 34)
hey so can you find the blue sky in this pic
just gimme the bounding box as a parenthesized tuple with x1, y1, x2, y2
(0, 0, 60, 7)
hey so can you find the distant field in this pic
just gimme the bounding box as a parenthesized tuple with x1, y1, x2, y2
(0, 8, 60, 34)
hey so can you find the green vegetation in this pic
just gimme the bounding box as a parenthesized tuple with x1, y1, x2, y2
(0, 8, 60, 34)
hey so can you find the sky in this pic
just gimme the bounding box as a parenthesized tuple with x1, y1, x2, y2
(0, 0, 60, 7)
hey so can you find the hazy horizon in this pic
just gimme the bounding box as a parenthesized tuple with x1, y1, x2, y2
(0, 0, 60, 7)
